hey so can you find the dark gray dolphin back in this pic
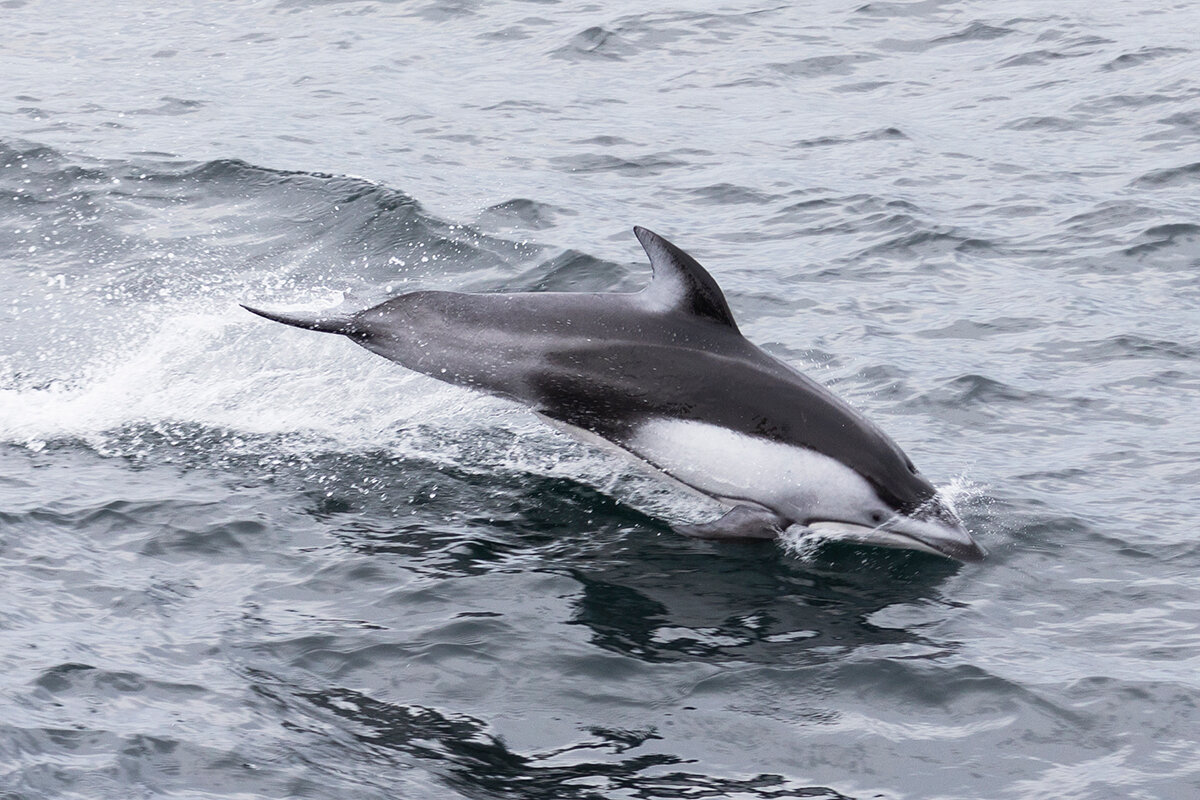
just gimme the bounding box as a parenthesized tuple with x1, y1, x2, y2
(244, 227, 938, 515)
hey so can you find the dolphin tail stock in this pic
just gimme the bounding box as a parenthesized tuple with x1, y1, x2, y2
(240, 303, 360, 336)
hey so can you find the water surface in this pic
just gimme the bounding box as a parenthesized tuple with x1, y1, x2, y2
(2, 1, 1199, 798)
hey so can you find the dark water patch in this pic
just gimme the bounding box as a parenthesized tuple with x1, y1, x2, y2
(128, 96, 207, 117)
(549, 152, 688, 176)
(842, 193, 922, 216)
(977, 498, 1079, 557)
(32, 662, 206, 700)
(768, 53, 877, 78)
(852, 0, 949, 19)
(766, 192, 926, 241)
(477, 99, 558, 116)
(685, 182, 779, 205)
(1131, 161, 1200, 188)
(499, 248, 632, 293)
(0, 141, 538, 305)
(845, 363, 910, 400)
(571, 134, 638, 147)
(1025, 334, 1200, 365)
(8, 429, 540, 552)
(988, 202, 1046, 219)
(999, 49, 1090, 68)
(877, 21, 1014, 53)
(138, 517, 266, 560)
(1004, 115, 1089, 132)
(603, 12, 720, 54)
(547, 13, 728, 64)
(1060, 200, 1162, 236)
(0, 141, 107, 183)
(1147, 109, 1200, 139)
(13, 422, 697, 577)
(14, 497, 185, 543)
(301, 689, 854, 800)
(834, 659, 1081, 728)
(567, 535, 958, 666)
(475, 198, 575, 231)
(1120, 222, 1200, 257)
(551, 26, 637, 61)
(934, 21, 1014, 45)
(865, 125, 908, 141)
(795, 126, 908, 148)
(0, 724, 302, 800)
(772, 196, 837, 216)
(1061, 677, 1200, 752)
(1081, 88, 1200, 113)
(831, 79, 893, 93)
(1029, 28, 1114, 48)
(915, 316, 1044, 340)
(903, 374, 1093, 425)
(409, 0, 483, 22)
(854, 228, 997, 260)
(473, 473, 663, 539)
(737, 292, 825, 329)
(289, 639, 427, 679)
(325, 476, 666, 580)
(1101, 46, 1188, 71)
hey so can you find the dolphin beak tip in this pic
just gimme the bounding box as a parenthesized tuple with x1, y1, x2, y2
(934, 524, 987, 563)
(951, 539, 987, 563)
(898, 514, 987, 563)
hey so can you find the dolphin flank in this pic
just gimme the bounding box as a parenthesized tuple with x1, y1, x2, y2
(244, 226, 985, 562)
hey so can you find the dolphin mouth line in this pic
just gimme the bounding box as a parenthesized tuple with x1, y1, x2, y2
(802, 517, 986, 563)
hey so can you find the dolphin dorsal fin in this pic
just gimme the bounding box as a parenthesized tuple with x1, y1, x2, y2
(634, 226, 739, 331)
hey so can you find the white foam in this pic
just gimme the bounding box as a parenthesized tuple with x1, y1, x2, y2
(938, 474, 989, 515)
(0, 297, 711, 520)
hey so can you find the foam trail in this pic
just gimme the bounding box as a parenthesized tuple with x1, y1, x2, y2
(0, 298, 714, 520)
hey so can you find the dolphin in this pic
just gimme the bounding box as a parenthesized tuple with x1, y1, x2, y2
(244, 227, 984, 562)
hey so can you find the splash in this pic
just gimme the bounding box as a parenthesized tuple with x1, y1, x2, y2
(778, 476, 992, 561)
(779, 523, 831, 561)
(0, 294, 715, 521)
(939, 474, 991, 518)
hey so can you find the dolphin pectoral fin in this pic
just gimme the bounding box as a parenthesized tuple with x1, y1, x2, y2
(675, 505, 788, 540)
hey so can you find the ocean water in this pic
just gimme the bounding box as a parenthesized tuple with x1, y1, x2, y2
(2, 1, 1199, 798)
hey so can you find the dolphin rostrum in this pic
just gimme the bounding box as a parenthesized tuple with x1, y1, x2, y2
(244, 227, 985, 562)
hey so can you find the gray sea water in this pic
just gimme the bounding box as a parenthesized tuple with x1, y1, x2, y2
(2, 1, 1199, 798)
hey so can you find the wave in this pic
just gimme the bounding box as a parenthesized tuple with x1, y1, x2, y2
(0, 142, 724, 527)
(1131, 161, 1200, 188)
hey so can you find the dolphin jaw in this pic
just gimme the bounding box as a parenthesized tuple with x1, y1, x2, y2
(804, 512, 986, 563)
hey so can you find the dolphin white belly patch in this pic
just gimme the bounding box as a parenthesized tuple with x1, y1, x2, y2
(626, 417, 882, 523)
(532, 412, 722, 505)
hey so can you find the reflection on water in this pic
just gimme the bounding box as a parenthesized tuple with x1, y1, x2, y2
(568, 536, 959, 665)
(302, 687, 853, 800)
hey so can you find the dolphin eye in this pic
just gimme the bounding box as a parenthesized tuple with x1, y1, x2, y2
(906, 459, 917, 474)
(870, 511, 885, 524)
